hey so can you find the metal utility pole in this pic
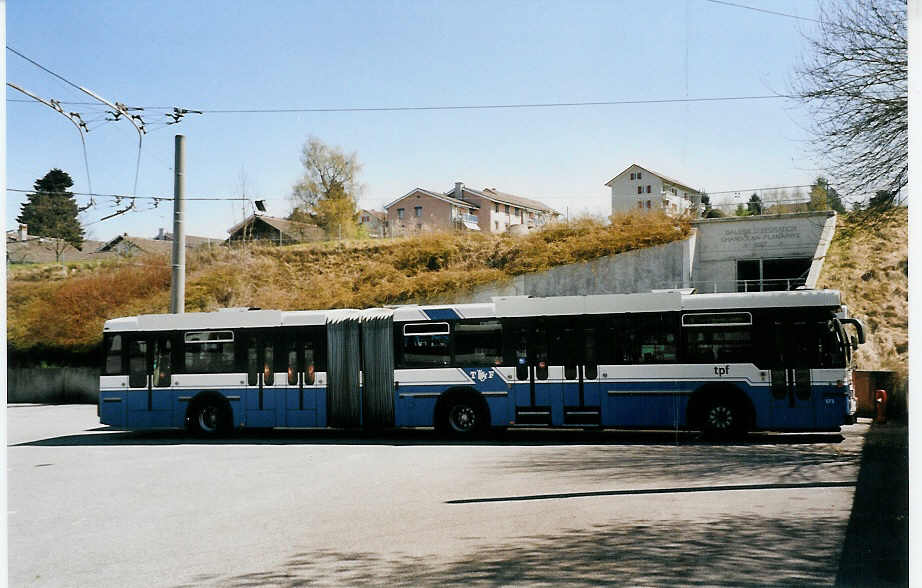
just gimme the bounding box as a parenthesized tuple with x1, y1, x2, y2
(170, 135, 186, 314)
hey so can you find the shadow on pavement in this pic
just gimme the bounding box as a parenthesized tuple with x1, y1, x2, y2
(835, 421, 909, 587)
(176, 514, 849, 587)
(13, 426, 844, 448)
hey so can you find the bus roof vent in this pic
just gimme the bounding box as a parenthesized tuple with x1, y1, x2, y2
(651, 288, 696, 295)
(218, 307, 260, 312)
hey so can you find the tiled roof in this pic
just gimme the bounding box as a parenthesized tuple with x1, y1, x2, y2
(473, 187, 558, 214)
(384, 188, 479, 210)
(6, 238, 108, 264)
(97, 235, 174, 254)
(604, 163, 700, 194)
(226, 215, 322, 241)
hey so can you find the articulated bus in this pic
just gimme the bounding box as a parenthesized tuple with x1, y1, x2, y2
(99, 289, 864, 437)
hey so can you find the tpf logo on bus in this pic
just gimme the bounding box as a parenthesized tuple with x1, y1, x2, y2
(469, 369, 495, 382)
(714, 365, 731, 377)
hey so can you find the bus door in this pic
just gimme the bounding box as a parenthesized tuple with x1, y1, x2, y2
(509, 321, 559, 426)
(283, 328, 322, 427)
(560, 322, 601, 426)
(246, 332, 278, 427)
(768, 319, 816, 429)
(126, 334, 174, 427)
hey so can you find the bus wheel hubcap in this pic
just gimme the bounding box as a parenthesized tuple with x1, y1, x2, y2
(709, 405, 733, 430)
(199, 406, 218, 432)
(450, 406, 476, 432)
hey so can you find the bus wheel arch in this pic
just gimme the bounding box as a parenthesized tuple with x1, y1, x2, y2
(434, 387, 490, 437)
(186, 392, 233, 435)
(688, 383, 754, 438)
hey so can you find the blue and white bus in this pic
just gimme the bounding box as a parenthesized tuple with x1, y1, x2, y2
(99, 289, 864, 437)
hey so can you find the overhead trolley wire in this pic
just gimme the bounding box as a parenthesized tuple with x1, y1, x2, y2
(9, 94, 793, 114)
(700, 0, 821, 24)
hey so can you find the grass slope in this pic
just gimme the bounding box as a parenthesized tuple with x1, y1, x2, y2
(817, 207, 908, 377)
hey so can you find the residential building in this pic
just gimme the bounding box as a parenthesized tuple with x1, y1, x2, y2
(6, 224, 106, 264)
(97, 232, 218, 257)
(384, 182, 558, 236)
(357, 209, 387, 237)
(226, 214, 323, 245)
(152, 227, 221, 248)
(606, 164, 702, 216)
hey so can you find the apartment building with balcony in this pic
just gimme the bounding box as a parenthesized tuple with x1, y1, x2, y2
(606, 163, 702, 216)
(384, 182, 558, 236)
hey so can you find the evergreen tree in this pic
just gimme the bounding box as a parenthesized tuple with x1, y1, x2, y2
(16, 169, 85, 257)
(746, 193, 763, 215)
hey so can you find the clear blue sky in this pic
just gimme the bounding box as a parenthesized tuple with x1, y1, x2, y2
(5, 0, 826, 240)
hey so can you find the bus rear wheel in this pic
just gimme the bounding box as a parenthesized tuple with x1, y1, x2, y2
(701, 397, 744, 439)
(189, 398, 230, 436)
(437, 395, 487, 437)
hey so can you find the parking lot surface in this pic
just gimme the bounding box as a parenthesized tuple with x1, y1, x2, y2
(8, 404, 870, 586)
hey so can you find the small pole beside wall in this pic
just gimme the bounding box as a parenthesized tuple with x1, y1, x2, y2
(170, 134, 186, 314)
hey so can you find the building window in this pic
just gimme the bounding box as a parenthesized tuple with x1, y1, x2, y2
(630, 173, 635, 180)
(494, 221, 499, 230)
(637, 202, 643, 209)
(646, 200, 651, 208)
(469, 208, 476, 214)
(414, 206, 422, 217)
(361, 215, 369, 223)
(637, 171, 642, 179)
(416, 223, 422, 230)
(495, 203, 499, 213)
(397, 208, 405, 219)
(637, 186, 643, 195)
(646, 185, 651, 193)
(504, 205, 510, 214)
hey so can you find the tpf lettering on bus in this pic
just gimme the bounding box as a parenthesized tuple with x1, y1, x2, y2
(714, 365, 731, 377)
(469, 369, 495, 382)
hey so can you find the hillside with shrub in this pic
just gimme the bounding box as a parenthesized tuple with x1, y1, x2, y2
(817, 207, 908, 378)
(8, 212, 689, 365)
(9, 208, 906, 377)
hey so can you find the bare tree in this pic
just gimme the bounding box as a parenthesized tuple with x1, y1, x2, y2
(795, 0, 907, 208)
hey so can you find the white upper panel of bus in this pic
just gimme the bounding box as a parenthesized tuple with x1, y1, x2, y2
(680, 289, 841, 311)
(105, 308, 327, 332)
(493, 292, 682, 317)
(103, 289, 843, 332)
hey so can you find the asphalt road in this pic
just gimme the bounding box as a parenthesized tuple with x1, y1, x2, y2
(8, 404, 872, 587)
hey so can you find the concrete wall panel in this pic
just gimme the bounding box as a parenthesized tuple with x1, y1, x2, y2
(8, 367, 99, 404)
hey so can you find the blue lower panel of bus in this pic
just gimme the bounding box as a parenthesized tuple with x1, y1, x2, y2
(603, 381, 687, 428)
(393, 387, 512, 428)
(100, 381, 849, 432)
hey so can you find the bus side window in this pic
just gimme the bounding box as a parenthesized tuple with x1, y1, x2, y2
(287, 336, 298, 385)
(304, 340, 315, 385)
(105, 334, 124, 375)
(153, 337, 171, 387)
(128, 338, 147, 388)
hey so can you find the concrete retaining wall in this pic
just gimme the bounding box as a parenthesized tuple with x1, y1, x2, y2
(7, 367, 99, 404)
(442, 237, 694, 303)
